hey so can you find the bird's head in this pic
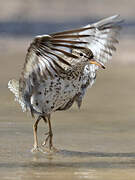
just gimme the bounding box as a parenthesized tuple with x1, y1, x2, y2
(72, 48, 105, 69)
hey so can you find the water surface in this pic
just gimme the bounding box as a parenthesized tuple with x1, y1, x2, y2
(1, 54, 135, 179)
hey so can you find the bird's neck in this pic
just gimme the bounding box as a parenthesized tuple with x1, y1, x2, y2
(64, 62, 86, 80)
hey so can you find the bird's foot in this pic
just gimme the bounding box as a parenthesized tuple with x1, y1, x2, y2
(31, 145, 43, 153)
(41, 146, 59, 154)
(42, 131, 54, 148)
(42, 135, 59, 153)
(50, 146, 59, 153)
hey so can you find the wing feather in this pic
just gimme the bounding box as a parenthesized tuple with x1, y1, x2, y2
(20, 15, 122, 107)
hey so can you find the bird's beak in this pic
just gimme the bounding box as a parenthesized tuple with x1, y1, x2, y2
(89, 59, 105, 69)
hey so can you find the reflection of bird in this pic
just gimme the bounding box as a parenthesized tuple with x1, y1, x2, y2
(8, 15, 121, 152)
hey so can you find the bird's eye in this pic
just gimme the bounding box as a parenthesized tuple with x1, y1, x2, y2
(90, 54, 94, 59)
(80, 53, 83, 56)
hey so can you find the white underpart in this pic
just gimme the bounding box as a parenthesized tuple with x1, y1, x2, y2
(30, 75, 82, 114)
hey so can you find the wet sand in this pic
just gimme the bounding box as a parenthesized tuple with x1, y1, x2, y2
(1, 38, 135, 179)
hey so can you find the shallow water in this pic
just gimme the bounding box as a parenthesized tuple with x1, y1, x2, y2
(1, 59, 135, 179)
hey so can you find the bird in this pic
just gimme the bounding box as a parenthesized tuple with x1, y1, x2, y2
(8, 15, 121, 152)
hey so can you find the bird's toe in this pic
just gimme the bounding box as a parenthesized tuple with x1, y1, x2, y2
(31, 146, 43, 153)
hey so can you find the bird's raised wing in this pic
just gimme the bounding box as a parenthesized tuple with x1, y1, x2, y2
(21, 15, 121, 83)
(18, 15, 122, 112)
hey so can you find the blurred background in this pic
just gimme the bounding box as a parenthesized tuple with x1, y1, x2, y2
(1, 1, 135, 180)
(0, 0, 135, 84)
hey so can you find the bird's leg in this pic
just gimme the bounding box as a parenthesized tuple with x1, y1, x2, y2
(42, 115, 52, 148)
(48, 114, 53, 150)
(42, 115, 57, 152)
(41, 115, 49, 146)
(31, 116, 41, 152)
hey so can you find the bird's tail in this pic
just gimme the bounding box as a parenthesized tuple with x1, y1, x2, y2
(8, 79, 26, 112)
